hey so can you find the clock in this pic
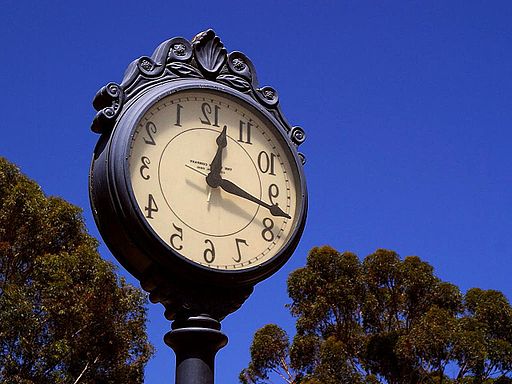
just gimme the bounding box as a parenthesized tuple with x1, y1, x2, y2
(130, 85, 302, 270)
(89, 30, 307, 318)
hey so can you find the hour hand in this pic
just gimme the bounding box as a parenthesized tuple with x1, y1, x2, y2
(206, 125, 227, 188)
(218, 178, 291, 219)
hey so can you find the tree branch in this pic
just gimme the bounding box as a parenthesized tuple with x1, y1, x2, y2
(279, 356, 295, 383)
(271, 367, 293, 384)
(73, 355, 99, 384)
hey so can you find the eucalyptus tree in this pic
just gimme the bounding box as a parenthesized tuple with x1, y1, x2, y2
(241, 246, 512, 384)
(0, 157, 153, 383)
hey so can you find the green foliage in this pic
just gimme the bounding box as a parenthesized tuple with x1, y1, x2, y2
(0, 157, 153, 383)
(241, 246, 512, 384)
(240, 324, 293, 384)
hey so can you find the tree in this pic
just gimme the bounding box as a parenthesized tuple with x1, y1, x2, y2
(0, 157, 153, 383)
(240, 246, 512, 384)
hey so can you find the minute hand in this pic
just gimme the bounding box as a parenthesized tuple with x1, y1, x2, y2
(218, 178, 291, 219)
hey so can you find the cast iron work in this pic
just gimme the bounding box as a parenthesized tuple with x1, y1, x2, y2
(165, 316, 227, 384)
(91, 29, 306, 163)
(90, 29, 307, 320)
(89, 29, 307, 384)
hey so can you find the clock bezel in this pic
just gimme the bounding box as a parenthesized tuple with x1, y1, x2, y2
(94, 78, 307, 287)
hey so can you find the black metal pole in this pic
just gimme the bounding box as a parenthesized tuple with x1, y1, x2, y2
(165, 315, 228, 384)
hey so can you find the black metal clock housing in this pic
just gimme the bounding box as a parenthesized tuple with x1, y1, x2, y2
(89, 30, 307, 320)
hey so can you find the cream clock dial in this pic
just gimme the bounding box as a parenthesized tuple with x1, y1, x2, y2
(128, 89, 300, 271)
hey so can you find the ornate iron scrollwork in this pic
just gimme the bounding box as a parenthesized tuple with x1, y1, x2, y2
(91, 29, 306, 159)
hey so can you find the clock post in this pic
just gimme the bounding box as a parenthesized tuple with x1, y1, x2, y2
(139, 268, 254, 384)
(89, 30, 307, 384)
(164, 316, 227, 384)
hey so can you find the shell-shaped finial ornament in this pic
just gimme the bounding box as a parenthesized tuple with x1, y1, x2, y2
(192, 29, 227, 78)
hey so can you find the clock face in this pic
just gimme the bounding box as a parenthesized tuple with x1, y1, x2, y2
(127, 89, 303, 271)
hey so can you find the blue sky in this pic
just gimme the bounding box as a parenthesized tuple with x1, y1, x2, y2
(2, 1, 511, 382)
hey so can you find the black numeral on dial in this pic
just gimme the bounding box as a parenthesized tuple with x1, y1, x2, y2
(143, 121, 157, 145)
(204, 239, 215, 263)
(139, 156, 151, 180)
(200, 103, 220, 127)
(261, 218, 275, 242)
(238, 120, 252, 144)
(170, 223, 183, 250)
(175, 103, 183, 127)
(145, 194, 158, 219)
(234, 238, 248, 262)
(268, 183, 279, 205)
(258, 151, 277, 175)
